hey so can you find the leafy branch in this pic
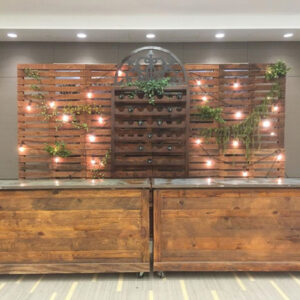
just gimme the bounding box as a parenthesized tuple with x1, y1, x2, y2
(44, 141, 71, 157)
(91, 149, 111, 179)
(196, 105, 225, 123)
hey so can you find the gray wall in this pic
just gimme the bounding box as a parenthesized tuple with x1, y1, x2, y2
(1, 42, 300, 179)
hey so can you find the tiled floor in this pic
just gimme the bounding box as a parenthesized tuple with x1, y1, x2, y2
(0, 272, 300, 300)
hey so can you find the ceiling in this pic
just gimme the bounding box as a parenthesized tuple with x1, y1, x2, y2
(0, 0, 300, 42)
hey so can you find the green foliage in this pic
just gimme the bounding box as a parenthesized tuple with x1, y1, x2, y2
(196, 105, 225, 123)
(91, 149, 111, 179)
(44, 141, 71, 157)
(24, 68, 41, 81)
(126, 77, 170, 105)
(265, 60, 290, 80)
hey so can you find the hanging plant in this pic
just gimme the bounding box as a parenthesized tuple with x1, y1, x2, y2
(126, 77, 170, 105)
(91, 149, 111, 179)
(265, 60, 290, 80)
(44, 141, 71, 157)
(196, 105, 225, 123)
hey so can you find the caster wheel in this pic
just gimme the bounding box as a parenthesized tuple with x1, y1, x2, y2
(157, 271, 166, 279)
(137, 272, 144, 278)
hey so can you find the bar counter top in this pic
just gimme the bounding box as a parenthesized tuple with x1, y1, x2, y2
(0, 178, 151, 190)
(152, 178, 300, 188)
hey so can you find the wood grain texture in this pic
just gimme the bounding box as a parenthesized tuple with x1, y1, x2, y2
(0, 188, 150, 274)
(153, 188, 300, 271)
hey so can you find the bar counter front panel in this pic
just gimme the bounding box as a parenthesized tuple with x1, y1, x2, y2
(0, 179, 150, 274)
(153, 178, 300, 272)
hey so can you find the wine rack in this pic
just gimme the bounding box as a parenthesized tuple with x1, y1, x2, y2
(111, 86, 190, 178)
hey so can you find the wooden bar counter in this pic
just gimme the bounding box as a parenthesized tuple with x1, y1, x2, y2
(0, 179, 150, 274)
(153, 178, 300, 272)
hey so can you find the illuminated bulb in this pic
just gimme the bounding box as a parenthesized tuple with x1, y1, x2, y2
(118, 70, 123, 76)
(196, 80, 202, 86)
(270, 132, 276, 136)
(55, 180, 59, 186)
(89, 135, 96, 142)
(49, 101, 55, 108)
(26, 104, 32, 111)
(207, 178, 212, 184)
(91, 158, 96, 165)
(87, 92, 93, 99)
(62, 114, 69, 122)
(277, 178, 282, 184)
(196, 139, 201, 145)
(91, 179, 95, 184)
(233, 82, 240, 88)
(235, 111, 242, 119)
(232, 140, 239, 147)
(273, 105, 279, 112)
(202, 96, 208, 102)
(262, 120, 271, 128)
(18, 145, 25, 152)
(242, 170, 249, 177)
(54, 157, 60, 163)
(206, 160, 212, 167)
(98, 116, 104, 124)
(276, 153, 283, 161)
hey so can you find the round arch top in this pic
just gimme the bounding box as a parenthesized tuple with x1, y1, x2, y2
(114, 46, 187, 85)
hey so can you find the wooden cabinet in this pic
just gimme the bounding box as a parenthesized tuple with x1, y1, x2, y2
(0, 188, 150, 274)
(154, 188, 300, 272)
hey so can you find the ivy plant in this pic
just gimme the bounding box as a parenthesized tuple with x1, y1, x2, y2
(196, 105, 225, 123)
(265, 60, 290, 80)
(126, 77, 170, 105)
(44, 141, 71, 157)
(91, 149, 111, 179)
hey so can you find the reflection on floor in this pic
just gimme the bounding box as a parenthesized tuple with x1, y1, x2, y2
(0, 272, 300, 300)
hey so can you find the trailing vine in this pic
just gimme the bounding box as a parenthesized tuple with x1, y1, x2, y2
(125, 77, 170, 105)
(44, 141, 71, 157)
(196, 61, 288, 160)
(91, 149, 111, 179)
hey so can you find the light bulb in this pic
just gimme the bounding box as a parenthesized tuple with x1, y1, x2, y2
(98, 116, 104, 124)
(91, 179, 96, 184)
(196, 139, 201, 145)
(262, 120, 271, 128)
(55, 180, 60, 186)
(273, 105, 279, 112)
(202, 96, 208, 102)
(54, 157, 60, 163)
(87, 92, 93, 99)
(277, 178, 282, 184)
(62, 114, 69, 122)
(235, 111, 242, 119)
(49, 101, 55, 108)
(89, 135, 96, 142)
(276, 153, 283, 161)
(206, 160, 212, 167)
(18, 145, 25, 152)
(232, 140, 239, 147)
(207, 178, 212, 184)
(26, 104, 32, 111)
(196, 80, 202, 86)
(233, 82, 240, 89)
(118, 70, 123, 76)
(242, 170, 248, 177)
(270, 132, 276, 136)
(91, 158, 96, 165)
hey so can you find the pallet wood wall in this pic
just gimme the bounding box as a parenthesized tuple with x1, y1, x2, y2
(18, 63, 285, 179)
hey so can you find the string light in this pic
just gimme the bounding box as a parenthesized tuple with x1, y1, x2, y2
(207, 177, 212, 184)
(91, 179, 96, 184)
(202, 95, 208, 102)
(196, 80, 202, 86)
(277, 178, 282, 185)
(55, 180, 60, 186)
(270, 132, 276, 136)
(49, 101, 55, 108)
(118, 70, 123, 76)
(89, 135, 96, 142)
(235, 111, 242, 119)
(54, 157, 60, 163)
(206, 160, 212, 167)
(18, 143, 25, 152)
(232, 140, 239, 147)
(26, 102, 32, 111)
(273, 105, 279, 112)
(196, 138, 201, 145)
(62, 114, 69, 122)
(87, 92, 93, 99)
(262, 119, 271, 128)
(276, 153, 283, 161)
(233, 82, 240, 89)
(91, 158, 96, 165)
(242, 169, 249, 177)
(98, 116, 104, 124)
